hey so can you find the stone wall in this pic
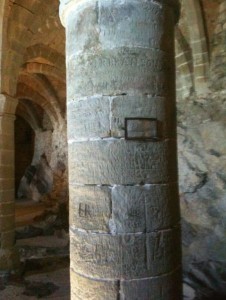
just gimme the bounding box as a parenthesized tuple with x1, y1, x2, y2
(177, 1, 226, 298)
(17, 119, 68, 205)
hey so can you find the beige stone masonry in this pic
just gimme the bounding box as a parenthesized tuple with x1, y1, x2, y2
(60, 0, 181, 298)
(0, 94, 19, 273)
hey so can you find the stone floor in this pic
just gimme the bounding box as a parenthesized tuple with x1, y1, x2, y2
(1, 236, 70, 300)
(0, 201, 70, 299)
(1, 201, 198, 300)
(1, 262, 70, 299)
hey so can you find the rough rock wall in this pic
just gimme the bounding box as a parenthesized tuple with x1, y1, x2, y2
(15, 116, 34, 195)
(18, 120, 68, 205)
(178, 1, 226, 298)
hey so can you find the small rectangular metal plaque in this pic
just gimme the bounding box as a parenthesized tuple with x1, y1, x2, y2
(125, 118, 159, 141)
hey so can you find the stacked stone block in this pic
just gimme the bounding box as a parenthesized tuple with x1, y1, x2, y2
(183, 0, 209, 94)
(60, 0, 181, 298)
(211, 1, 226, 90)
(0, 94, 19, 273)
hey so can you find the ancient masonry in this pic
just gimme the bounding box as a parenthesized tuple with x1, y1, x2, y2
(60, 0, 181, 299)
(0, 95, 19, 272)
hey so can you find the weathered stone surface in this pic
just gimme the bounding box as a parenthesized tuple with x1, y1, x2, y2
(0, 215, 15, 232)
(111, 95, 176, 138)
(147, 228, 181, 276)
(0, 231, 15, 249)
(61, 0, 180, 296)
(183, 283, 196, 300)
(68, 48, 174, 98)
(0, 116, 15, 133)
(65, 0, 99, 57)
(70, 185, 111, 232)
(0, 190, 14, 204)
(0, 165, 14, 178)
(67, 97, 110, 139)
(69, 139, 177, 185)
(70, 228, 180, 280)
(17, 155, 53, 201)
(0, 248, 20, 271)
(0, 179, 14, 191)
(0, 135, 14, 150)
(64, 0, 177, 55)
(70, 184, 180, 234)
(70, 270, 119, 300)
(125, 118, 158, 140)
(111, 184, 180, 233)
(121, 268, 182, 300)
(67, 94, 177, 140)
(0, 202, 14, 216)
(98, 0, 176, 51)
(111, 186, 146, 234)
(0, 150, 14, 165)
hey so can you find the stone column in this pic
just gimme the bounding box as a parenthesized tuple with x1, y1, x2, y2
(60, 0, 181, 299)
(0, 94, 19, 276)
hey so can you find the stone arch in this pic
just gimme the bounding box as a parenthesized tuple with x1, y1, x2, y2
(17, 83, 58, 127)
(16, 100, 43, 131)
(175, 27, 194, 97)
(1, 1, 64, 96)
(17, 73, 62, 123)
(183, 0, 209, 94)
(25, 44, 65, 72)
(23, 62, 66, 83)
(210, 1, 226, 90)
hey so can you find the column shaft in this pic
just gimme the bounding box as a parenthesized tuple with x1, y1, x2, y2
(0, 95, 19, 274)
(60, 0, 181, 299)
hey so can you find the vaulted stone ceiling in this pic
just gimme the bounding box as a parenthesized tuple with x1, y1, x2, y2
(176, 0, 224, 96)
(1, 0, 66, 130)
(0, 0, 224, 132)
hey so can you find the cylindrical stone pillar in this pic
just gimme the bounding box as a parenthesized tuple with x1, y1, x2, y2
(60, 0, 181, 299)
(0, 94, 19, 276)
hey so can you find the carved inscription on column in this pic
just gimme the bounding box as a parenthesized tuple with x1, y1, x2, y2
(111, 187, 146, 233)
(122, 234, 147, 278)
(62, 0, 180, 296)
(70, 231, 122, 279)
(125, 118, 159, 141)
(69, 140, 177, 185)
(111, 184, 180, 233)
(147, 227, 181, 276)
(145, 184, 180, 231)
(69, 48, 173, 97)
(70, 186, 111, 232)
(67, 97, 110, 139)
(111, 95, 176, 139)
(78, 204, 92, 218)
(70, 229, 180, 280)
(99, 1, 174, 52)
(67, 94, 177, 140)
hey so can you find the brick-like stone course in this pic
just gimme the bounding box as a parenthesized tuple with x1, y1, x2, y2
(60, 0, 181, 298)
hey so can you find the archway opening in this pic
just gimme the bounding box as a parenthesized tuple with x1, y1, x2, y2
(15, 116, 35, 199)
